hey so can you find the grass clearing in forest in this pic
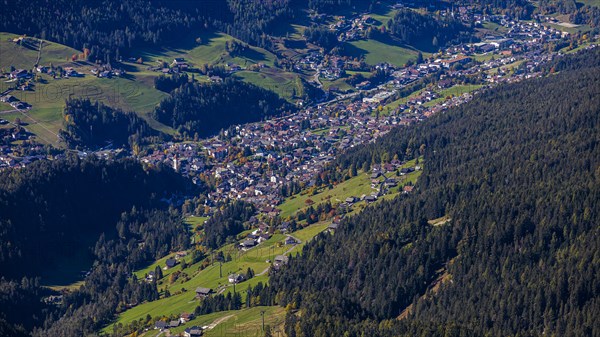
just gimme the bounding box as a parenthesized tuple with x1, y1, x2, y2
(105, 223, 327, 332)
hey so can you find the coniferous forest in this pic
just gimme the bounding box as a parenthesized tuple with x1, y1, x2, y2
(0, 156, 198, 336)
(0, 0, 292, 61)
(153, 78, 294, 138)
(268, 50, 600, 337)
(60, 98, 162, 150)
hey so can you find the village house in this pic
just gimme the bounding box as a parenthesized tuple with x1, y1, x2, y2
(180, 312, 195, 323)
(240, 238, 257, 249)
(273, 255, 289, 270)
(9, 69, 29, 79)
(184, 326, 203, 337)
(155, 321, 168, 330)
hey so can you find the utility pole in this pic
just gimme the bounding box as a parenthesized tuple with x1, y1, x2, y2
(260, 310, 266, 331)
(219, 261, 222, 278)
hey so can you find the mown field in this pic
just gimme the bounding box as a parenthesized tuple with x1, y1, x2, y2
(344, 38, 419, 67)
(0, 32, 79, 70)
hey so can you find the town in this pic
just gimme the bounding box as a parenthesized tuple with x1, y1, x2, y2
(1, 4, 597, 220)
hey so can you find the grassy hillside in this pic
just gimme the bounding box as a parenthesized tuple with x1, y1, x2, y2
(140, 31, 278, 68)
(142, 306, 286, 337)
(104, 222, 329, 332)
(344, 38, 420, 67)
(0, 32, 174, 145)
(234, 69, 300, 101)
(278, 158, 422, 218)
(0, 32, 80, 70)
(0, 30, 301, 145)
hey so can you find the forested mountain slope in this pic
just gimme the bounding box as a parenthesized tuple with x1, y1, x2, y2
(0, 156, 198, 335)
(0, 156, 195, 279)
(0, 0, 292, 61)
(271, 50, 600, 336)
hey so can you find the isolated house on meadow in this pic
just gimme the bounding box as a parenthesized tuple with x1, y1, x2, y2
(180, 312, 195, 323)
(228, 274, 245, 284)
(273, 255, 289, 270)
(195, 287, 213, 299)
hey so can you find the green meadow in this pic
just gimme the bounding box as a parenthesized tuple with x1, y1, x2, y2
(278, 158, 423, 219)
(104, 222, 328, 332)
(344, 38, 419, 67)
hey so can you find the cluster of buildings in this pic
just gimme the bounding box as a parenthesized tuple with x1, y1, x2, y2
(330, 14, 376, 42)
(0, 93, 30, 111)
(90, 65, 124, 78)
(137, 19, 581, 215)
(154, 312, 203, 336)
(141, 100, 408, 214)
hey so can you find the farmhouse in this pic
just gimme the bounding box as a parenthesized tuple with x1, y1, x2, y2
(172, 57, 186, 65)
(180, 312, 195, 323)
(9, 69, 28, 79)
(284, 236, 297, 245)
(0, 95, 18, 103)
(155, 321, 168, 330)
(184, 326, 203, 337)
(365, 195, 377, 203)
(228, 273, 245, 284)
(273, 255, 289, 270)
(195, 287, 213, 298)
(400, 167, 414, 175)
(240, 239, 257, 249)
(384, 178, 398, 187)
